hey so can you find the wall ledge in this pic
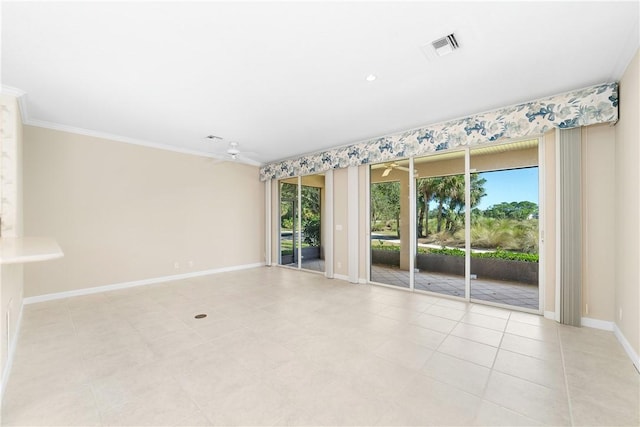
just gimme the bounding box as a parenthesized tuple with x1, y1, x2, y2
(1, 302, 24, 400)
(23, 262, 265, 304)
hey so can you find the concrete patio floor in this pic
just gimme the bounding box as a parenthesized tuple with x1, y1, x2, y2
(371, 265, 539, 310)
(285, 260, 539, 310)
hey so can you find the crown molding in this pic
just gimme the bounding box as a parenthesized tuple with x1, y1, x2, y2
(259, 82, 618, 181)
(27, 118, 228, 160)
(1, 85, 29, 124)
(0, 85, 262, 167)
(26, 119, 262, 167)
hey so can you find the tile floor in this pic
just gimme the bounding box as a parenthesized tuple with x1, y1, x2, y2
(2, 267, 638, 426)
(372, 265, 539, 309)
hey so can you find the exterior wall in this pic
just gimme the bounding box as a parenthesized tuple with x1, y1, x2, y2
(23, 126, 264, 297)
(0, 94, 24, 393)
(614, 49, 639, 358)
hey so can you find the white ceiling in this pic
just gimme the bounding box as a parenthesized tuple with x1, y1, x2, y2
(2, 1, 638, 165)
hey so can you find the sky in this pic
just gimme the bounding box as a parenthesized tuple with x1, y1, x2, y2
(475, 167, 539, 210)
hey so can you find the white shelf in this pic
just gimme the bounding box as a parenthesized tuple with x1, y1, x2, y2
(0, 237, 64, 264)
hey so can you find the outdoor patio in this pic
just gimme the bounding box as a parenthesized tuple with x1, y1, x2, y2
(371, 265, 539, 310)
(288, 260, 538, 310)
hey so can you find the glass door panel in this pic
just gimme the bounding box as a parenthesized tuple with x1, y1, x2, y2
(279, 180, 299, 267)
(300, 174, 324, 273)
(469, 140, 540, 310)
(370, 160, 410, 288)
(413, 151, 466, 297)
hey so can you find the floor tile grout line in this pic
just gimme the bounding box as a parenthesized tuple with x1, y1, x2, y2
(6, 268, 635, 426)
(558, 326, 576, 427)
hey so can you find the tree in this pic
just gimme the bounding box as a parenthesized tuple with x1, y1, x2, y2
(483, 201, 538, 220)
(417, 178, 439, 237)
(370, 182, 401, 236)
(280, 183, 322, 246)
(419, 173, 486, 235)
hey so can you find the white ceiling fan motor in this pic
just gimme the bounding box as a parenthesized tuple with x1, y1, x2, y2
(227, 142, 240, 160)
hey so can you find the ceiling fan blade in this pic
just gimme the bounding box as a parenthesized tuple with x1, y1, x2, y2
(381, 168, 392, 177)
(396, 166, 411, 172)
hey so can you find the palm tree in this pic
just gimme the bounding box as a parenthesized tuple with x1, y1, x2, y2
(417, 178, 438, 237)
(426, 173, 487, 235)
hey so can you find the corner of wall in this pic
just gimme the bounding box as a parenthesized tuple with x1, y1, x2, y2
(613, 48, 640, 363)
(0, 94, 26, 399)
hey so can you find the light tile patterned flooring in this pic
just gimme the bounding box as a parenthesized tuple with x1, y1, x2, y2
(2, 267, 638, 426)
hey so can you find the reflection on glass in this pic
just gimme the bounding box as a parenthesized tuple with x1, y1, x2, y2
(470, 140, 539, 310)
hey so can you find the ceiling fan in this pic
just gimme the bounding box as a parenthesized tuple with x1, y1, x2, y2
(205, 135, 249, 161)
(226, 142, 241, 160)
(381, 162, 411, 177)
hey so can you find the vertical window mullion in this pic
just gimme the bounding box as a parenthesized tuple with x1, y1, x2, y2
(465, 148, 471, 301)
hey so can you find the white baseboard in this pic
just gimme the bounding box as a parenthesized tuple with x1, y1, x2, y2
(23, 262, 265, 305)
(613, 323, 640, 372)
(358, 278, 367, 284)
(544, 310, 556, 320)
(581, 317, 639, 372)
(333, 274, 349, 282)
(581, 317, 615, 331)
(1, 301, 24, 399)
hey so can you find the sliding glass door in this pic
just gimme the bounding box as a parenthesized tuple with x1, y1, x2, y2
(300, 176, 323, 272)
(279, 180, 299, 267)
(367, 139, 542, 312)
(369, 160, 410, 288)
(413, 151, 467, 297)
(279, 175, 325, 273)
(469, 140, 540, 310)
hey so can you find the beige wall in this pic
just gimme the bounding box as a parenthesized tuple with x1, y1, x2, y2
(270, 180, 280, 264)
(543, 130, 556, 314)
(24, 126, 264, 297)
(582, 124, 616, 321)
(332, 168, 348, 277)
(0, 94, 25, 392)
(614, 49, 639, 357)
(358, 166, 368, 281)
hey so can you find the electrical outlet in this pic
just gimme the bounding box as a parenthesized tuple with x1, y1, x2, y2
(188, 260, 194, 268)
(174, 262, 180, 270)
(619, 308, 623, 321)
(585, 304, 589, 315)
(337, 261, 342, 269)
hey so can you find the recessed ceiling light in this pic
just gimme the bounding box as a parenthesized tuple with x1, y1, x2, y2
(366, 74, 377, 82)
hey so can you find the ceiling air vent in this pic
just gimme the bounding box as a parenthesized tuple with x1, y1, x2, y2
(431, 33, 459, 57)
(421, 33, 460, 60)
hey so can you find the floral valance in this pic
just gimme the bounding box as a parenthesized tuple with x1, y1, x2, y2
(259, 82, 618, 181)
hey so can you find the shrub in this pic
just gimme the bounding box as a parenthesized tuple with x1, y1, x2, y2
(370, 243, 538, 262)
(303, 217, 321, 246)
